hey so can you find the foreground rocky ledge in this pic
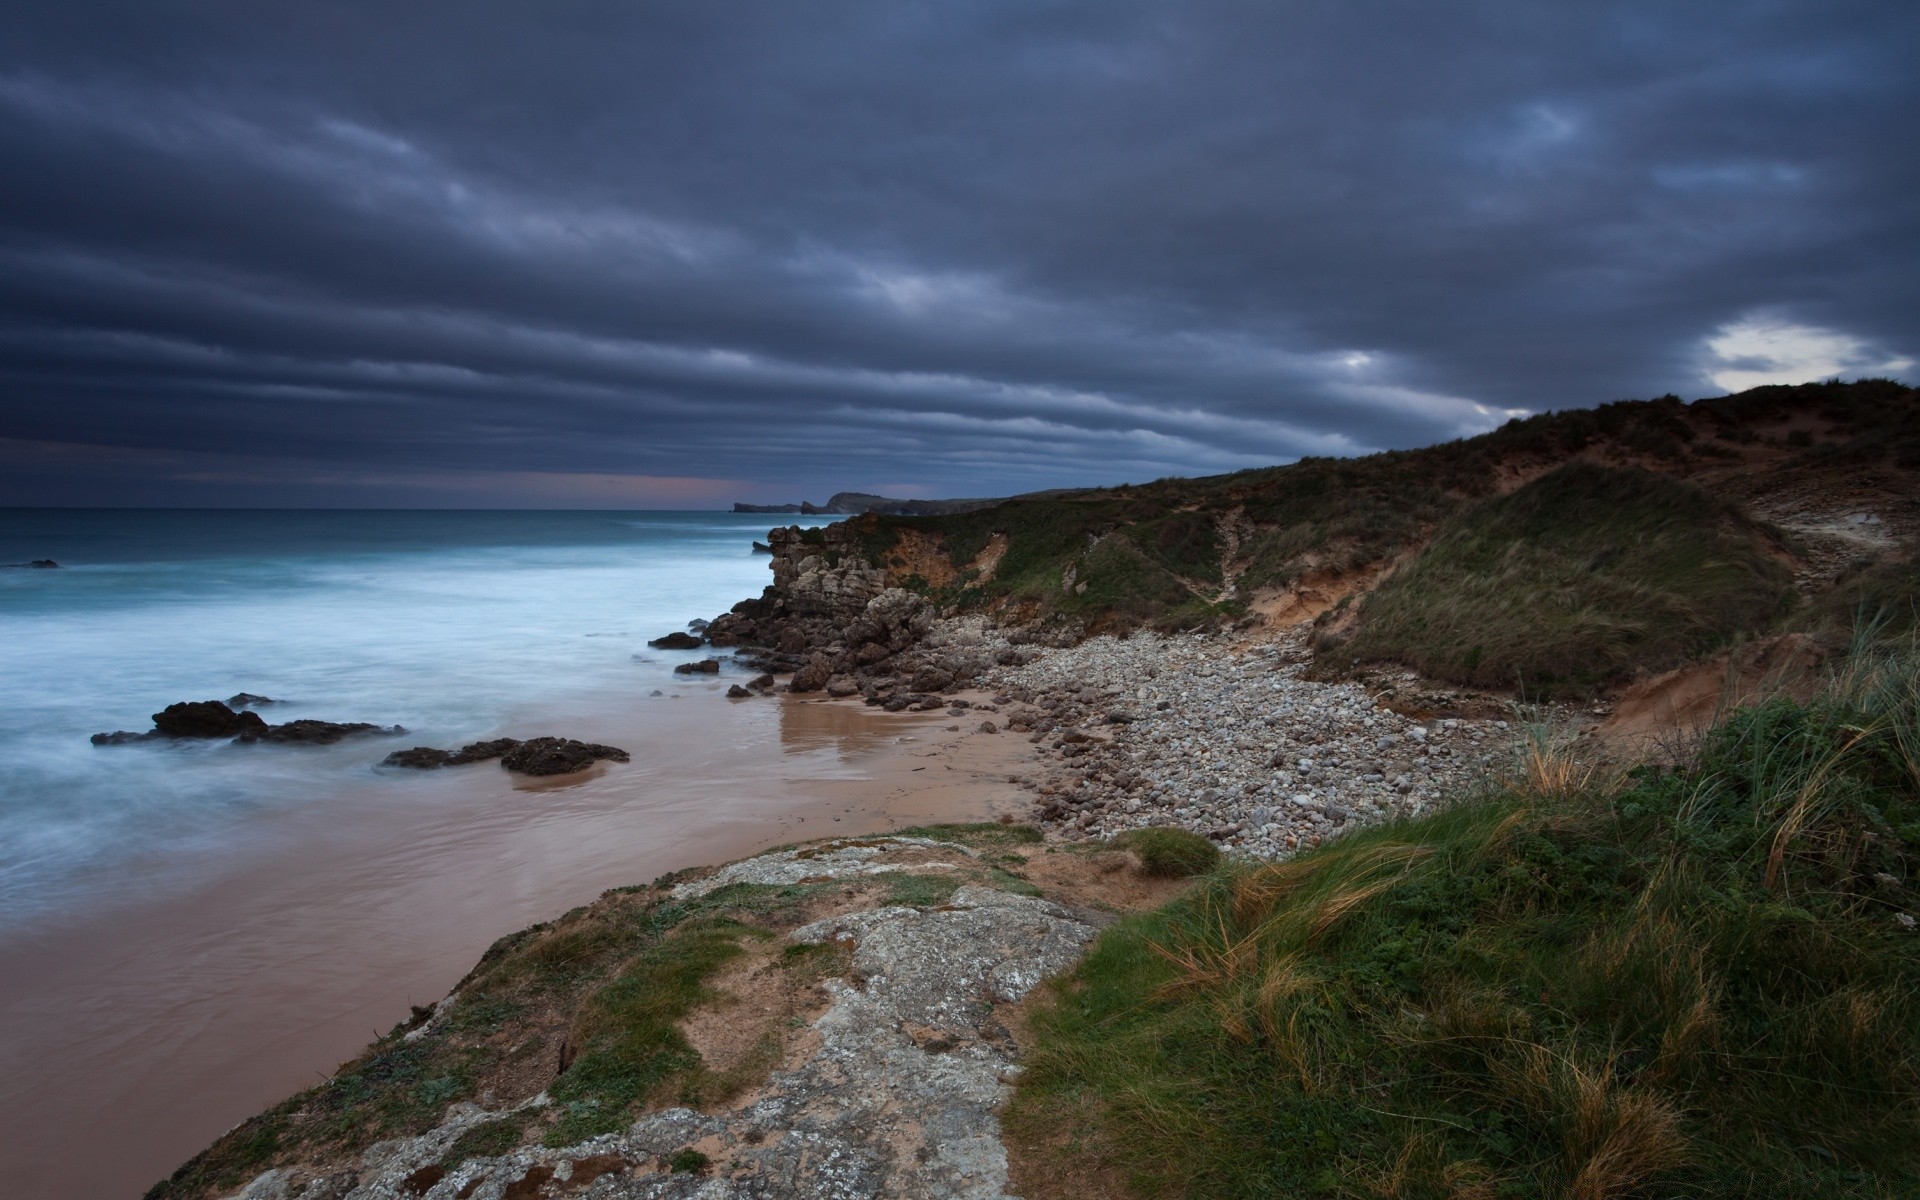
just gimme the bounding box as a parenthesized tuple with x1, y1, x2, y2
(184, 831, 1184, 1200)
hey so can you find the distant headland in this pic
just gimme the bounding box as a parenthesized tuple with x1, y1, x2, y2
(733, 488, 1073, 517)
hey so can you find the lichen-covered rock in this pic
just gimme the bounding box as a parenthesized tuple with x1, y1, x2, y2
(670, 836, 976, 900)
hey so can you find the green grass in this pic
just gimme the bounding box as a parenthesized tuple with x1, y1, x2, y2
(1008, 649, 1920, 1198)
(1111, 827, 1222, 878)
(887, 872, 963, 907)
(1335, 461, 1797, 697)
(894, 821, 1045, 846)
(545, 917, 764, 1144)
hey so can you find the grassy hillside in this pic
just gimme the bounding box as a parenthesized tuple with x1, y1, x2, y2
(1007, 648, 1920, 1198)
(1329, 461, 1798, 697)
(846, 378, 1917, 687)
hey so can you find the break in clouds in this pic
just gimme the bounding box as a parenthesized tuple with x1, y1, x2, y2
(0, 1, 1915, 506)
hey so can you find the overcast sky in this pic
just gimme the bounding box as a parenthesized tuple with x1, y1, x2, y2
(1, 2, 1914, 507)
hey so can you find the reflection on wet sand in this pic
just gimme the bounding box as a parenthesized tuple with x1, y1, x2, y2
(778, 696, 931, 758)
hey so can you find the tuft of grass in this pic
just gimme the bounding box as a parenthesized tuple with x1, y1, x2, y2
(1337, 461, 1797, 697)
(669, 1148, 711, 1173)
(1111, 827, 1222, 878)
(1010, 651, 1920, 1198)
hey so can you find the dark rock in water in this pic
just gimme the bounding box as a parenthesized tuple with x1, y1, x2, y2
(674, 658, 721, 674)
(751, 541, 773, 554)
(227, 693, 278, 709)
(648, 631, 704, 650)
(91, 730, 155, 745)
(152, 700, 270, 739)
(749, 674, 775, 690)
(448, 737, 522, 764)
(382, 746, 456, 769)
(498, 737, 629, 776)
(237, 719, 404, 745)
(727, 684, 753, 698)
(687, 618, 710, 633)
(649, 689, 665, 697)
(4, 559, 59, 569)
(381, 737, 523, 769)
(98, 700, 401, 748)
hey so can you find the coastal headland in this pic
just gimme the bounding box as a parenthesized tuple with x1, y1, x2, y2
(154, 380, 1920, 1198)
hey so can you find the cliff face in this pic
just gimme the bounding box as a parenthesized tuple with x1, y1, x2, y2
(796, 380, 1920, 697)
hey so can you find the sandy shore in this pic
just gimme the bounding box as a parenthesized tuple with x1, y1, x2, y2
(0, 684, 1030, 1200)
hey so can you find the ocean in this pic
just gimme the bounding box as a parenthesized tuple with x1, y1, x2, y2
(0, 509, 800, 927)
(0, 508, 1013, 1199)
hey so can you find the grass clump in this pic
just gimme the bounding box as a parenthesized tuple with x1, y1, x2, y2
(1010, 650, 1920, 1198)
(669, 1148, 711, 1173)
(1337, 461, 1796, 697)
(1112, 827, 1222, 878)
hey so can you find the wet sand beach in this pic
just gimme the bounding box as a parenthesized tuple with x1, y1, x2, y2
(0, 685, 1026, 1199)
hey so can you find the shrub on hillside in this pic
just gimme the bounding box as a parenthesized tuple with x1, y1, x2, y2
(1113, 827, 1222, 878)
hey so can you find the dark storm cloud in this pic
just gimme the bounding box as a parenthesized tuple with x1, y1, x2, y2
(0, 1, 1914, 505)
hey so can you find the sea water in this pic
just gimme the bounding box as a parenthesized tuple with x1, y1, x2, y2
(0, 509, 816, 929)
(3, 508, 938, 1197)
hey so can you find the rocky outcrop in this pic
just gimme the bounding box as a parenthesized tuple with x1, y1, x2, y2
(647, 632, 704, 650)
(382, 737, 628, 775)
(379, 738, 523, 769)
(154, 700, 270, 739)
(672, 658, 720, 675)
(226, 693, 278, 709)
(92, 700, 407, 747)
(3, 558, 60, 568)
(499, 737, 630, 776)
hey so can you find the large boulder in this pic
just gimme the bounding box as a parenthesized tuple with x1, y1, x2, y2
(648, 631, 704, 650)
(908, 665, 956, 694)
(498, 737, 630, 776)
(674, 658, 721, 675)
(825, 675, 862, 698)
(789, 653, 833, 693)
(151, 701, 269, 739)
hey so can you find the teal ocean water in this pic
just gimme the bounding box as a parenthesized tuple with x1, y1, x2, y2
(0, 509, 805, 927)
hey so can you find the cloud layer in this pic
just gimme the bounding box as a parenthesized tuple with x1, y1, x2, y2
(1, 2, 1914, 505)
